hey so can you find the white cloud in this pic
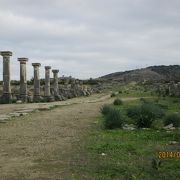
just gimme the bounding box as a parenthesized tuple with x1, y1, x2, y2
(0, 0, 180, 80)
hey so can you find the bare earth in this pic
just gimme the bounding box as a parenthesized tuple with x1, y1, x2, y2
(0, 94, 141, 179)
(0, 94, 113, 180)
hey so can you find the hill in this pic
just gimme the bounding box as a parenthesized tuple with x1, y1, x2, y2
(100, 65, 180, 82)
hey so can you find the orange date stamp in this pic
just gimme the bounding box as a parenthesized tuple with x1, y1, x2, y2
(158, 151, 180, 158)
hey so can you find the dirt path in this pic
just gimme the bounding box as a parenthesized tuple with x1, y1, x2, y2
(0, 94, 144, 179)
(0, 94, 113, 180)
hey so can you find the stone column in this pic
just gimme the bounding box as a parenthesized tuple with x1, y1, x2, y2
(32, 63, 41, 102)
(52, 69, 60, 99)
(18, 58, 28, 102)
(0, 51, 12, 103)
(45, 66, 51, 97)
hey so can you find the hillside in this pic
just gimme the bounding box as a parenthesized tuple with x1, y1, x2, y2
(100, 65, 180, 82)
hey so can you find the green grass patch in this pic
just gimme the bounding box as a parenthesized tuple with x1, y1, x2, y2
(71, 128, 180, 179)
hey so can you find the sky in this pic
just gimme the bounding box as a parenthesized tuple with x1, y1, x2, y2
(0, 0, 180, 80)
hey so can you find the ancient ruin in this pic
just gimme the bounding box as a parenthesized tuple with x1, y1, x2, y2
(44, 66, 54, 101)
(52, 69, 61, 100)
(32, 63, 41, 102)
(0, 50, 99, 104)
(18, 58, 28, 102)
(0, 51, 13, 103)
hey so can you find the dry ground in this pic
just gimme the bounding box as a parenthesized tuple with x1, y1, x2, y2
(0, 93, 113, 180)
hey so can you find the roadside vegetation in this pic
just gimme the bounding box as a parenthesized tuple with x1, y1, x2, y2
(71, 83, 180, 179)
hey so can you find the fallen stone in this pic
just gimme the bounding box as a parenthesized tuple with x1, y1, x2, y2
(9, 113, 21, 117)
(16, 100, 23, 104)
(163, 123, 175, 130)
(15, 109, 35, 113)
(169, 141, 179, 145)
(0, 115, 11, 121)
(38, 107, 51, 111)
(123, 124, 136, 130)
(142, 128, 150, 130)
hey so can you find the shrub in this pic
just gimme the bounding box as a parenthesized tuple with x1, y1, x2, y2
(127, 102, 165, 128)
(113, 98, 123, 106)
(164, 113, 180, 127)
(127, 106, 141, 119)
(111, 93, 116, 97)
(119, 90, 123, 94)
(140, 98, 148, 103)
(103, 108, 124, 129)
(101, 104, 114, 115)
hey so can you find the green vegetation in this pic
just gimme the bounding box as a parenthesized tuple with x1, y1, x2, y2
(111, 92, 116, 97)
(100, 104, 114, 115)
(113, 98, 123, 106)
(71, 83, 180, 179)
(127, 102, 165, 128)
(72, 129, 180, 179)
(103, 108, 124, 129)
(164, 113, 180, 127)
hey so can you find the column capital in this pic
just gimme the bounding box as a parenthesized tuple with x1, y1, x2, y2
(32, 63, 41, 67)
(18, 58, 28, 64)
(0, 51, 13, 56)
(45, 66, 51, 70)
(52, 69, 59, 73)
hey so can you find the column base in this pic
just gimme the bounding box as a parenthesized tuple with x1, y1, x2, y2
(1, 93, 12, 104)
(54, 95, 66, 101)
(19, 94, 28, 103)
(44, 96, 55, 102)
(33, 95, 43, 103)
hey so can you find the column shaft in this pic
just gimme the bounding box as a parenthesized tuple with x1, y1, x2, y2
(52, 70, 59, 97)
(32, 63, 41, 102)
(45, 66, 51, 97)
(18, 58, 28, 102)
(0, 51, 12, 103)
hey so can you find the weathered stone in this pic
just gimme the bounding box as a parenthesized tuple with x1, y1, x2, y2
(169, 141, 179, 145)
(52, 69, 60, 100)
(163, 123, 175, 130)
(44, 66, 54, 101)
(0, 51, 13, 103)
(16, 100, 23, 104)
(123, 124, 136, 130)
(45, 66, 51, 97)
(9, 112, 21, 117)
(0, 115, 11, 121)
(18, 58, 28, 102)
(32, 63, 41, 102)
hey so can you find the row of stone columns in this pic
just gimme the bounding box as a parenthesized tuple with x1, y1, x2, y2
(0, 51, 60, 103)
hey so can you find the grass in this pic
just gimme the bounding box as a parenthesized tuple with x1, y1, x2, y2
(71, 127, 180, 179)
(70, 83, 180, 179)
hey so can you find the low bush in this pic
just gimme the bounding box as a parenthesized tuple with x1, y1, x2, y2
(164, 113, 180, 127)
(100, 104, 113, 115)
(111, 93, 116, 97)
(119, 90, 123, 94)
(127, 102, 165, 128)
(113, 98, 123, 106)
(103, 108, 124, 129)
(127, 106, 141, 119)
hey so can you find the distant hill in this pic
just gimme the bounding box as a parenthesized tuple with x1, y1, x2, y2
(100, 65, 180, 82)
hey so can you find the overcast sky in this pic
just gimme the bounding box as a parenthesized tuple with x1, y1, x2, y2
(0, 0, 180, 80)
